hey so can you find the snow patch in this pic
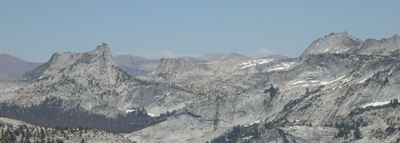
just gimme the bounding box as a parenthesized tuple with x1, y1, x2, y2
(343, 77, 353, 83)
(302, 84, 309, 87)
(292, 75, 350, 88)
(253, 120, 260, 124)
(362, 101, 390, 108)
(126, 109, 137, 113)
(147, 113, 157, 117)
(240, 59, 275, 69)
(266, 62, 296, 72)
(292, 81, 306, 85)
(149, 70, 156, 75)
(243, 120, 260, 127)
(291, 80, 321, 87)
(320, 75, 346, 85)
(358, 73, 374, 83)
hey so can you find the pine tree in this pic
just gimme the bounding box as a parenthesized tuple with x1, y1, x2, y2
(41, 128, 45, 140)
(354, 127, 361, 139)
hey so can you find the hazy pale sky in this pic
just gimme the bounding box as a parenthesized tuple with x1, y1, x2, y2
(1, 1, 399, 62)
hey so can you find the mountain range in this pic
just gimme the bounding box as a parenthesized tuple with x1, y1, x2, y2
(0, 54, 42, 77)
(1, 32, 400, 143)
(1, 52, 285, 78)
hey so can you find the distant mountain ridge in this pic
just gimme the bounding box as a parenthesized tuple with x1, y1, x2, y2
(199, 53, 226, 61)
(259, 54, 290, 59)
(0, 54, 43, 77)
(114, 53, 226, 77)
(114, 55, 159, 76)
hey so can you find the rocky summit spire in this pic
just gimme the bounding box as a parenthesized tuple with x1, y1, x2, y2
(23, 43, 127, 85)
(93, 42, 117, 66)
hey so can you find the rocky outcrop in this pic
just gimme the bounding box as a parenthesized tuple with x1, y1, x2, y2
(179, 56, 210, 63)
(26, 43, 133, 85)
(300, 32, 363, 60)
(1, 43, 141, 115)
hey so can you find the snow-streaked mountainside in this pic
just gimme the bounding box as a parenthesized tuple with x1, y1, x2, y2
(146, 53, 297, 80)
(1, 32, 400, 143)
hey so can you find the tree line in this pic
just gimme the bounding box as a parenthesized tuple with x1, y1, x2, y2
(0, 97, 174, 133)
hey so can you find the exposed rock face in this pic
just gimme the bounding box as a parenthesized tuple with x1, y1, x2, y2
(179, 56, 210, 63)
(34, 43, 121, 85)
(300, 32, 363, 59)
(21, 43, 123, 83)
(0, 54, 43, 77)
(348, 34, 400, 56)
(114, 55, 159, 76)
(1, 43, 136, 115)
(127, 89, 266, 142)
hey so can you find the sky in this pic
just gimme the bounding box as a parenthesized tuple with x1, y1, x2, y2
(1, 1, 400, 62)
